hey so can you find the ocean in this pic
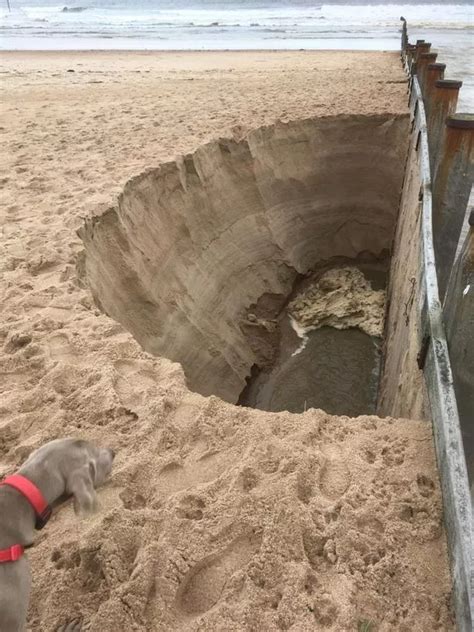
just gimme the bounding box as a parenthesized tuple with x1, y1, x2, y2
(1, 1, 473, 108)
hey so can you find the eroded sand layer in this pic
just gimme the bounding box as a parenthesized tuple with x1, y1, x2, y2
(80, 115, 407, 403)
(0, 51, 454, 630)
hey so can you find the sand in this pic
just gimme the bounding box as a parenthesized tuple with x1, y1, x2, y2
(0, 51, 454, 630)
(289, 267, 386, 338)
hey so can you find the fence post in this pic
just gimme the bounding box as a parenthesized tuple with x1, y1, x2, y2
(432, 114, 474, 298)
(423, 63, 446, 118)
(418, 52, 438, 91)
(415, 41, 431, 62)
(403, 23, 473, 630)
(443, 211, 474, 484)
(427, 79, 462, 173)
(400, 16, 408, 53)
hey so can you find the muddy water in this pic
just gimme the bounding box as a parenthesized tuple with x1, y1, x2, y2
(240, 324, 382, 415)
(239, 262, 386, 416)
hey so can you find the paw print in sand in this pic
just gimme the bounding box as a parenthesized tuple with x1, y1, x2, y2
(176, 494, 206, 520)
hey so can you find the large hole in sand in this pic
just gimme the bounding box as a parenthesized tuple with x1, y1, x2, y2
(79, 114, 409, 415)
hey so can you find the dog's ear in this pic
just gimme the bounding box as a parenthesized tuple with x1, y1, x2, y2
(67, 464, 98, 516)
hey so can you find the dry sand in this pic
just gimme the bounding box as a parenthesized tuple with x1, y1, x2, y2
(0, 51, 454, 630)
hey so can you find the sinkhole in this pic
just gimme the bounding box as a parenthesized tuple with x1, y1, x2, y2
(79, 114, 409, 416)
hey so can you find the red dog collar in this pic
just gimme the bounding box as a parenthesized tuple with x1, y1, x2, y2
(0, 544, 24, 563)
(0, 475, 52, 564)
(0, 474, 52, 530)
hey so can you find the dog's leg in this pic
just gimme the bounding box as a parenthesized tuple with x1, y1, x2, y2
(0, 558, 31, 632)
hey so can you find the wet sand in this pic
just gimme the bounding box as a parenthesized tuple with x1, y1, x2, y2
(240, 263, 387, 415)
(244, 325, 382, 415)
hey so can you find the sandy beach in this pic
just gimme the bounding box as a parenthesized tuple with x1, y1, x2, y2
(0, 51, 454, 630)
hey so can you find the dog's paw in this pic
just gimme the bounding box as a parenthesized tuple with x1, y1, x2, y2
(56, 618, 82, 632)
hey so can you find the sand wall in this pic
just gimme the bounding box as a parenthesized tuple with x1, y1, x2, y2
(377, 116, 429, 420)
(80, 114, 409, 404)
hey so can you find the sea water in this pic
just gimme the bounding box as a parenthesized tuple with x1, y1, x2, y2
(1, 1, 473, 108)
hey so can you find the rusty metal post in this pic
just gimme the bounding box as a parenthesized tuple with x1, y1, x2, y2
(432, 114, 474, 298)
(418, 52, 438, 91)
(427, 79, 462, 173)
(423, 63, 446, 118)
(443, 211, 474, 484)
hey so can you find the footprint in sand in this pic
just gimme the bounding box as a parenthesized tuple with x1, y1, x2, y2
(113, 359, 157, 410)
(319, 447, 350, 500)
(47, 333, 78, 364)
(0, 370, 31, 394)
(176, 532, 262, 616)
(155, 449, 231, 498)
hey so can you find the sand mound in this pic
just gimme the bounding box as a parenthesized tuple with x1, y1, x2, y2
(0, 328, 452, 630)
(3, 345, 448, 631)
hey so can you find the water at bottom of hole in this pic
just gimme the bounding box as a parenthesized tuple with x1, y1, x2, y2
(239, 324, 382, 416)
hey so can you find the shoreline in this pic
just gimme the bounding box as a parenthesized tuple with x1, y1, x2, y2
(0, 47, 399, 53)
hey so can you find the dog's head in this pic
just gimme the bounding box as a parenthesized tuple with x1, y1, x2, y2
(22, 438, 115, 516)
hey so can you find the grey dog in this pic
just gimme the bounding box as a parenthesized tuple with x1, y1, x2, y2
(0, 438, 115, 631)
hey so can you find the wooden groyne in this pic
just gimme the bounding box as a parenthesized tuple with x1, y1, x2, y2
(396, 18, 473, 631)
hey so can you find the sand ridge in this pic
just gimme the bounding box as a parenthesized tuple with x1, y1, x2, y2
(0, 51, 453, 630)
